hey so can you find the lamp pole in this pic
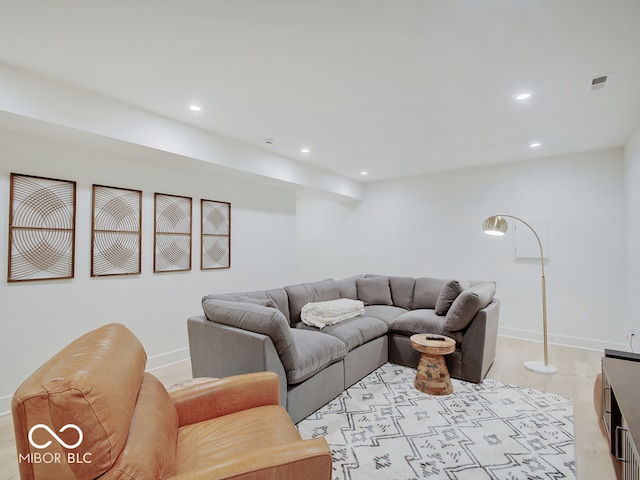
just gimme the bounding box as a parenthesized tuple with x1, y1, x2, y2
(483, 214, 556, 374)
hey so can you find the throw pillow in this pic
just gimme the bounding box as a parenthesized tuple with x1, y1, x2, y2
(356, 277, 393, 306)
(435, 280, 467, 316)
(445, 282, 496, 331)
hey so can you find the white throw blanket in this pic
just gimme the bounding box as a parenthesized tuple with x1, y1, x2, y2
(301, 298, 365, 329)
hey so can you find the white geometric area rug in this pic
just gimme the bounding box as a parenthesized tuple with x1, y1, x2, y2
(297, 363, 575, 480)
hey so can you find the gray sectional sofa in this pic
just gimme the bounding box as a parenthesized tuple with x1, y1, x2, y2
(187, 274, 500, 423)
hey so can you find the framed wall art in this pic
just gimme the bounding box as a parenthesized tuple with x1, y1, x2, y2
(7, 173, 76, 282)
(154, 193, 192, 273)
(91, 185, 142, 277)
(201, 199, 230, 270)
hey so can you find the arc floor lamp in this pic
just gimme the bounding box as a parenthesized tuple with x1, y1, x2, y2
(483, 214, 557, 375)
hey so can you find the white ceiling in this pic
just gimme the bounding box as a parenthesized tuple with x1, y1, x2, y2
(1, 0, 639, 182)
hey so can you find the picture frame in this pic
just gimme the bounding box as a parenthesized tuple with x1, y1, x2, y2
(7, 173, 76, 282)
(201, 199, 231, 270)
(154, 193, 192, 272)
(91, 184, 142, 276)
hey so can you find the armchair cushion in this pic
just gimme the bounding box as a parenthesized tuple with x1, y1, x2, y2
(169, 437, 331, 480)
(174, 405, 328, 478)
(101, 373, 179, 480)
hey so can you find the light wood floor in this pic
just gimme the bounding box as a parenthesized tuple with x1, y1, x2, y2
(0, 336, 616, 479)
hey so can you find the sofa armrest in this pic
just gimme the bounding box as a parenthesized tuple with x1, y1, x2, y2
(165, 437, 332, 480)
(169, 372, 280, 427)
(187, 315, 288, 408)
(459, 298, 500, 382)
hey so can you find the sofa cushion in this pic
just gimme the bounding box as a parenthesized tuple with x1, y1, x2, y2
(202, 288, 290, 323)
(412, 277, 450, 309)
(356, 277, 393, 306)
(435, 280, 468, 316)
(445, 282, 497, 331)
(202, 299, 298, 373)
(392, 309, 463, 345)
(294, 316, 388, 351)
(285, 279, 340, 324)
(286, 329, 348, 384)
(240, 297, 278, 309)
(363, 305, 409, 326)
(336, 274, 364, 300)
(365, 274, 416, 309)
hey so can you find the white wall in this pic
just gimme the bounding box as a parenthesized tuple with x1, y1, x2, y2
(297, 148, 627, 351)
(0, 129, 298, 414)
(624, 121, 640, 343)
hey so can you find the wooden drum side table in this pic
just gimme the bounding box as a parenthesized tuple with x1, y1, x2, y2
(410, 334, 456, 395)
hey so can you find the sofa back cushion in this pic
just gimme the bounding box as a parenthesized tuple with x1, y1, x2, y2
(12, 323, 150, 480)
(285, 279, 340, 324)
(366, 274, 416, 309)
(202, 288, 290, 323)
(202, 299, 299, 372)
(336, 274, 364, 300)
(445, 282, 497, 331)
(412, 277, 450, 309)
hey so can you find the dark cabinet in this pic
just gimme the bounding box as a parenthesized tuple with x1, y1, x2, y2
(602, 357, 640, 479)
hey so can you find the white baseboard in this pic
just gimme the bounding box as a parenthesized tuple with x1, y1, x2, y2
(499, 326, 628, 352)
(0, 347, 191, 417)
(0, 394, 12, 419)
(145, 347, 190, 371)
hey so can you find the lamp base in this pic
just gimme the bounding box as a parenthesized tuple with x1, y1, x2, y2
(524, 361, 557, 375)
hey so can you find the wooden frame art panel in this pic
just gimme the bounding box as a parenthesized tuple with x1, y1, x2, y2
(7, 173, 76, 282)
(91, 185, 142, 277)
(154, 193, 192, 273)
(201, 199, 231, 270)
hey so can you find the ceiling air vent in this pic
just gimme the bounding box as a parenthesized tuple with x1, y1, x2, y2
(588, 73, 612, 91)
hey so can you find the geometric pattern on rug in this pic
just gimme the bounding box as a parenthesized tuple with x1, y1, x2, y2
(297, 363, 575, 480)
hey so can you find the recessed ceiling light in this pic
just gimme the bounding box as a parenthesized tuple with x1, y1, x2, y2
(515, 93, 531, 100)
(189, 105, 201, 112)
(360, 170, 368, 176)
(301, 148, 310, 153)
(529, 142, 541, 148)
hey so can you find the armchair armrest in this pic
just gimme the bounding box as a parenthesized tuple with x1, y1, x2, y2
(165, 437, 332, 480)
(169, 371, 280, 427)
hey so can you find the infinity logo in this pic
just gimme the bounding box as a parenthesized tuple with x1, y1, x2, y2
(28, 424, 83, 450)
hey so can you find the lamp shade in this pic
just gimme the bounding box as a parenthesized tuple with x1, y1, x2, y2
(483, 215, 508, 236)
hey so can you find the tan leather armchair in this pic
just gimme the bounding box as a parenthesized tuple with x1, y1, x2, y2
(12, 323, 332, 480)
